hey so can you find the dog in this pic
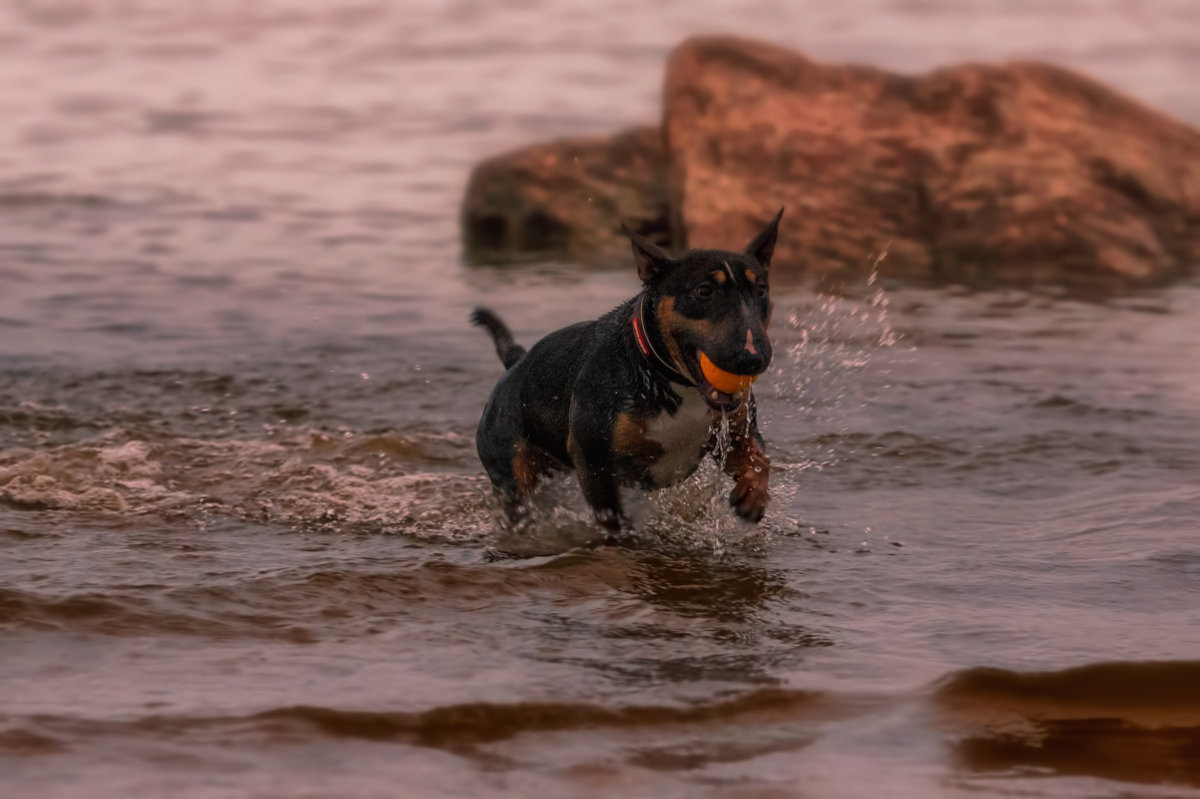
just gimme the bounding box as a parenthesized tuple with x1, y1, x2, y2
(471, 210, 782, 534)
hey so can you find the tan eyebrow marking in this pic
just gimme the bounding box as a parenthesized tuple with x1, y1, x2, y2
(712, 270, 727, 284)
(744, 269, 758, 284)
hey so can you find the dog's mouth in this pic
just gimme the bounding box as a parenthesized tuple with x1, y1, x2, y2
(687, 350, 755, 412)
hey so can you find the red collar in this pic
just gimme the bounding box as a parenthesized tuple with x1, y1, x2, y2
(632, 294, 696, 387)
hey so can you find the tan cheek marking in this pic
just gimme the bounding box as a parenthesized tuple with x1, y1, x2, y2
(657, 297, 708, 373)
(659, 297, 708, 335)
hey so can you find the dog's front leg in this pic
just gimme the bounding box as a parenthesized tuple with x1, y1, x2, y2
(576, 465, 628, 535)
(570, 435, 628, 534)
(721, 398, 770, 523)
(568, 404, 629, 536)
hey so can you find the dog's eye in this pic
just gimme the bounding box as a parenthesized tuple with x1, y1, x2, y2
(694, 283, 716, 300)
(756, 283, 768, 298)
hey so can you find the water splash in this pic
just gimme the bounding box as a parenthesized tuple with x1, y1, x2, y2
(0, 429, 497, 544)
(767, 256, 908, 526)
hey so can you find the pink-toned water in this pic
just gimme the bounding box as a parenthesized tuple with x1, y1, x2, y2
(2, 2, 1199, 797)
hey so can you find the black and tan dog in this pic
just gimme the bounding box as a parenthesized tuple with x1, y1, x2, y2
(471, 210, 782, 534)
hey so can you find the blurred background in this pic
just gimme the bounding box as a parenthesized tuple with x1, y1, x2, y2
(1, 0, 1196, 366)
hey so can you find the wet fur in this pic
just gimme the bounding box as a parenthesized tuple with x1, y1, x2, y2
(472, 211, 783, 534)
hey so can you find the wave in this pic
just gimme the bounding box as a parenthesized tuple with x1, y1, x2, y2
(935, 660, 1200, 722)
(8, 661, 1200, 789)
(936, 661, 1200, 788)
(0, 431, 497, 540)
(0, 687, 827, 753)
(0, 586, 316, 642)
(0, 545, 810, 643)
(255, 688, 826, 745)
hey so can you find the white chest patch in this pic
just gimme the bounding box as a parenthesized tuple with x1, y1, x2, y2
(646, 389, 715, 488)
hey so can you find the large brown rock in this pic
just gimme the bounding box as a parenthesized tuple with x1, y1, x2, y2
(461, 36, 1200, 289)
(664, 36, 1200, 288)
(461, 126, 670, 264)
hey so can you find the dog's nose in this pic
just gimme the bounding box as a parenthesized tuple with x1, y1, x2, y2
(728, 329, 768, 375)
(730, 346, 768, 375)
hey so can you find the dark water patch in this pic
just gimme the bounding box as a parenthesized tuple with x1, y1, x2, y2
(0, 727, 65, 755)
(0, 402, 92, 435)
(510, 552, 833, 686)
(144, 107, 227, 135)
(804, 427, 1200, 491)
(627, 730, 815, 771)
(0, 586, 316, 641)
(1147, 549, 1200, 578)
(11, 688, 827, 748)
(551, 650, 796, 687)
(0, 366, 483, 448)
(158, 558, 615, 621)
(87, 321, 155, 336)
(957, 718, 1200, 788)
(622, 552, 800, 622)
(806, 431, 969, 466)
(154, 549, 799, 629)
(1030, 393, 1157, 422)
(936, 661, 1200, 725)
(171, 273, 236, 289)
(0, 527, 51, 541)
(990, 431, 1200, 476)
(0, 191, 114, 208)
(261, 688, 828, 746)
(939, 662, 1200, 788)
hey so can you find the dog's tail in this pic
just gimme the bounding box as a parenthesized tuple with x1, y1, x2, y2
(470, 307, 526, 369)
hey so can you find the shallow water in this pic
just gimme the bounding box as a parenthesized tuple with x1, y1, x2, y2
(2, 2, 1200, 797)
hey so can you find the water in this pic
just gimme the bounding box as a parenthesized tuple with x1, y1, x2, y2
(2, 2, 1199, 797)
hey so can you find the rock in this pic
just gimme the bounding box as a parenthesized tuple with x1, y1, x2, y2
(664, 36, 1200, 288)
(461, 126, 671, 264)
(461, 36, 1200, 289)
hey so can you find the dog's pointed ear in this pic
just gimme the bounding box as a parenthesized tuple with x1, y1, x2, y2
(745, 207, 784, 268)
(621, 223, 673, 283)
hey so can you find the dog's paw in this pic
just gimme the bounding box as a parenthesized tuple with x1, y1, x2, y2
(593, 507, 631, 535)
(729, 470, 768, 523)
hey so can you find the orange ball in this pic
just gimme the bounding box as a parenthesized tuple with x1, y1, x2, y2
(699, 352, 757, 394)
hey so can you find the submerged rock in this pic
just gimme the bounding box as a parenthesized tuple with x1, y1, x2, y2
(461, 126, 671, 264)
(462, 36, 1200, 289)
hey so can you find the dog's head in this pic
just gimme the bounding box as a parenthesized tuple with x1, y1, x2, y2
(626, 210, 782, 411)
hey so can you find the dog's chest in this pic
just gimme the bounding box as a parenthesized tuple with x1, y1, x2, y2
(644, 389, 714, 487)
